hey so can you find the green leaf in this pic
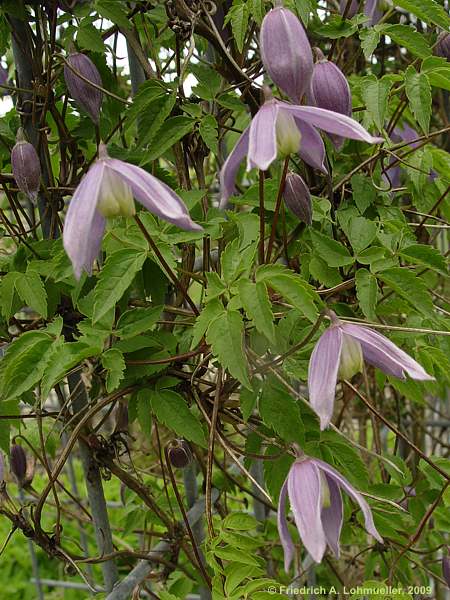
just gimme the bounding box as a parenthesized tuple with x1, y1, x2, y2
(0, 272, 19, 319)
(405, 66, 432, 134)
(199, 114, 218, 154)
(136, 389, 152, 437)
(260, 379, 304, 445)
(355, 268, 378, 320)
(93, 249, 147, 323)
(145, 116, 195, 161)
(222, 513, 258, 531)
(225, 2, 249, 53)
(206, 309, 252, 389)
(400, 244, 448, 276)
(315, 16, 357, 39)
(378, 268, 433, 315)
(125, 80, 168, 131)
(346, 216, 378, 254)
(421, 56, 450, 92)
(139, 93, 177, 149)
(238, 280, 275, 344)
(115, 306, 163, 339)
(205, 272, 227, 302)
(0, 331, 54, 401)
(359, 28, 380, 59)
(320, 431, 370, 490)
(221, 239, 256, 285)
(214, 546, 260, 566)
(310, 229, 354, 267)
(41, 341, 100, 399)
(256, 264, 319, 322)
(393, 0, 450, 29)
(76, 22, 105, 53)
(96, 0, 130, 30)
(380, 24, 431, 59)
(191, 299, 225, 348)
(14, 271, 48, 318)
(362, 75, 392, 131)
(149, 389, 206, 447)
(351, 174, 377, 214)
(101, 348, 125, 393)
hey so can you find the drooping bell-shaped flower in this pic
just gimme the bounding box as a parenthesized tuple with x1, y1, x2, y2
(278, 449, 382, 567)
(63, 143, 202, 279)
(64, 51, 103, 124)
(283, 172, 312, 225)
(435, 32, 450, 61)
(308, 311, 434, 430)
(309, 48, 352, 149)
(339, 0, 359, 18)
(220, 87, 382, 207)
(260, 3, 313, 103)
(11, 128, 41, 203)
(339, 0, 382, 25)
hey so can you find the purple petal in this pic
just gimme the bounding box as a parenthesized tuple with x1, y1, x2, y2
(277, 477, 296, 572)
(247, 102, 278, 171)
(308, 325, 343, 430)
(288, 460, 327, 563)
(282, 103, 383, 144)
(63, 161, 106, 279)
(219, 126, 249, 208)
(313, 458, 383, 543)
(321, 474, 343, 558)
(106, 160, 202, 231)
(287, 459, 327, 563)
(342, 323, 434, 381)
(364, 0, 382, 26)
(292, 116, 328, 173)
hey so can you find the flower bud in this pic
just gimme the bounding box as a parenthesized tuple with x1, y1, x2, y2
(167, 439, 193, 469)
(10, 444, 27, 487)
(97, 166, 135, 218)
(283, 172, 312, 225)
(340, 0, 359, 18)
(64, 52, 103, 124)
(11, 129, 41, 203)
(276, 110, 301, 158)
(260, 5, 313, 103)
(0, 65, 8, 95)
(435, 32, 450, 61)
(309, 49, 352, 149)
(443, 548, 450, 588)
(338, 333, 363, 380)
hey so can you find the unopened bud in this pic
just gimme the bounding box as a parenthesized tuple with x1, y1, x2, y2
(10, 444, 27, 487)
(276, 110, 301, 158)
(167, 440, 193, 469)
(283, 172, 312, 225)
(443, 548, 450, 588)
(338, 333, 363, 380)
(260, 5, 313, 103)
(435, 32, 450, 61)
(309, 49, 352, 149)
(64, 52, 103, 124)
(11, 129, 41, 203)
(339, 0, 359, 18)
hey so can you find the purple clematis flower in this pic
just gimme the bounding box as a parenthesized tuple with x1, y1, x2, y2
(219, 88, 382, 207)
(278, 450, 382, 566)
(339, 0, 382, 25)
(308, 311, 434, 430)
(63, 143, 201, 279)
